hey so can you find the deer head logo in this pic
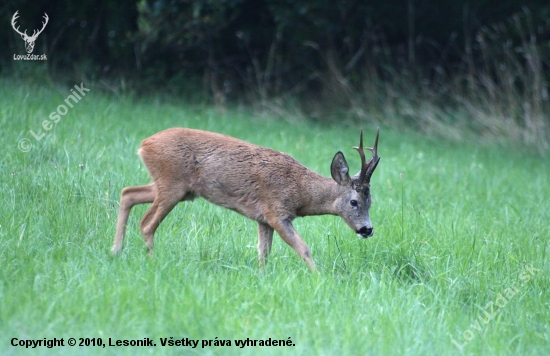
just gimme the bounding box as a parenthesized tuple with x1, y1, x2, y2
(11, 11, 49, 54)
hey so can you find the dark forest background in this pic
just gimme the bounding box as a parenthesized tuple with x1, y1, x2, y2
(2, 0, 550, 150)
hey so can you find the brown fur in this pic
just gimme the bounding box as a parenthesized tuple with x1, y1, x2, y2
(111, 128, 379, 271)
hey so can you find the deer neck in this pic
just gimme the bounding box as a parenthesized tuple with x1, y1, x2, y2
(296, 172, 341, 217)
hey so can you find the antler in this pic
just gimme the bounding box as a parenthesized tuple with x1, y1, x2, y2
(11, 11, 48, 39)
(364, 127, 380, 184)
(353, 129, 368, 187)
(31, 13, 49, 39)
(353, 127, 380, 189)
(11, 11, 27, 37)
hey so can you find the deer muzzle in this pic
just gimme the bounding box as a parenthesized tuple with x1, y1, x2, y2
(357, 226, 374, 238)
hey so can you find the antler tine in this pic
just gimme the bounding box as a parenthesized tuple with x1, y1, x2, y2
(364, 127, 380, 184)
(353, 128, 368, 187)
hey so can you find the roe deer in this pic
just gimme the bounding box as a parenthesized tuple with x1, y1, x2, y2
(111, 128, 380, 271)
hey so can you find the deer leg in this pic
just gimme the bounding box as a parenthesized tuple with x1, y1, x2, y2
(270, 219, 316, 272)
(112, 183, 157, 254)
(139, 187, 186, 254)
(258, 222, 274, 268)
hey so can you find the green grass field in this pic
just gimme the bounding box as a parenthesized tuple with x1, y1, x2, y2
(1, 79, 549, 355)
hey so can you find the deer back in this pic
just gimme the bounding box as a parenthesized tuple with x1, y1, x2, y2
(138, 128, 329, 223)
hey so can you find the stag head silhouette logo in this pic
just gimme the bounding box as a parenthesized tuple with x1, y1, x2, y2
(11, 11, 49, 54)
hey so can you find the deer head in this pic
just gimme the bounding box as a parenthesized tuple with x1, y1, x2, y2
(11, 11, 49, 54)
(330, 128, 380, 238)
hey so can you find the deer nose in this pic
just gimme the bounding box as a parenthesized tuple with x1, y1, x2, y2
(357, 226, 373, 238)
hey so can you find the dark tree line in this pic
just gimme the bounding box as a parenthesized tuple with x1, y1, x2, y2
(2, 0, 550, 105)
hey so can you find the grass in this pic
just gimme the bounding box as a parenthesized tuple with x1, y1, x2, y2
(0, 78, 549, 355)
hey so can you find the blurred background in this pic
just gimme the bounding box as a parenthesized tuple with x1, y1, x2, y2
(2, 0, 550, 152)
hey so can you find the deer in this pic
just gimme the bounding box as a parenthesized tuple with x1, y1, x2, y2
(11, 11, 49, 54)
(111, 127, 380, 271)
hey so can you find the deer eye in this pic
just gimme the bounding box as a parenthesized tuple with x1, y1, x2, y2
(350, 200, 358, 207)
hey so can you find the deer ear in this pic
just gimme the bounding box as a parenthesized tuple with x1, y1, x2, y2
(331, 152, 350, 185)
